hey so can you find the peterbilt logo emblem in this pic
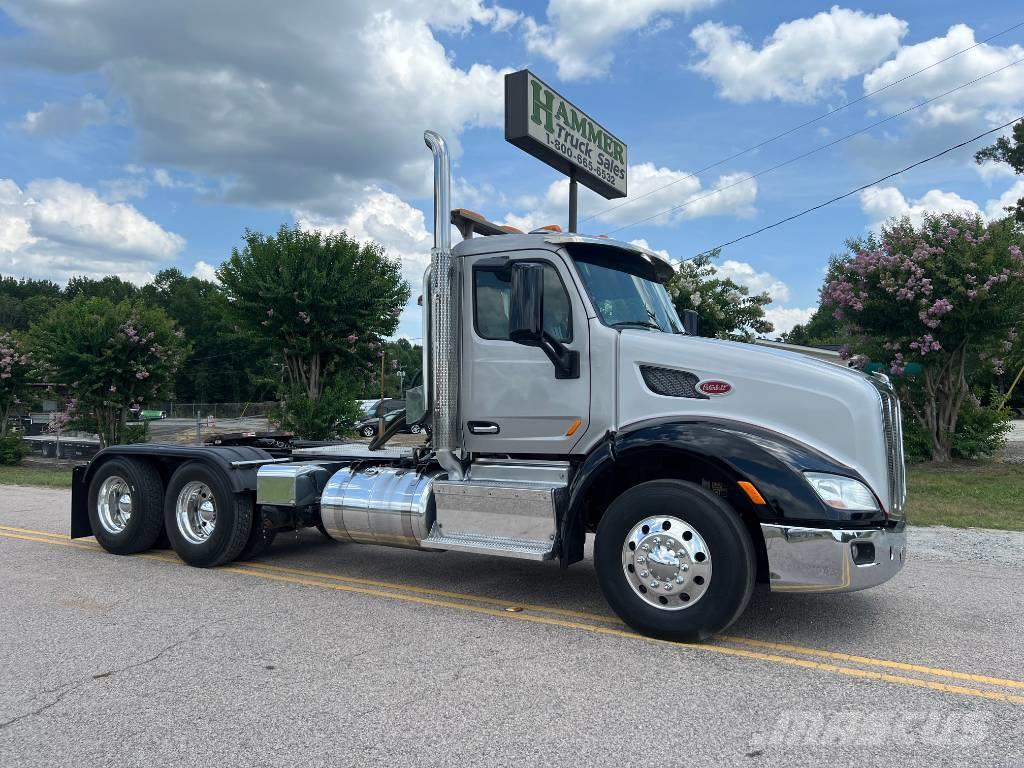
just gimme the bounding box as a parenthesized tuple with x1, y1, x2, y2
(698, 380, 732, 396)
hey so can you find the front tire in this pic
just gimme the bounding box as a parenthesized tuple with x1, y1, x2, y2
(88, 458, 165, 555)
(164, 461, 253, 567)
(594, 480, 755, 642)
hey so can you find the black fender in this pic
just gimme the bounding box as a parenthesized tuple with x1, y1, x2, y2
(558, 418, 882, 567)
(71, 444, 274, 539)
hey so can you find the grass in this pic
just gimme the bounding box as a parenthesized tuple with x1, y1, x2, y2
(905, 462, 1024, 530)
(0, 460, 1021, 529)
(0, 464, 74, 488)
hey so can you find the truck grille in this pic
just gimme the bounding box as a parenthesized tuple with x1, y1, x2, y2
(872, 375, 906, 521)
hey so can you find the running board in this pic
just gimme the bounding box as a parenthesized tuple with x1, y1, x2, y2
(425, 462, 568, 561)
(423, 527, 554, 560)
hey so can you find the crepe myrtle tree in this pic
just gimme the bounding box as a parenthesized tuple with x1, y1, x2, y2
(822, 212, 1024, 463)
(218, 225, 409, 439)
(0, 332, 32, 436)
(667, 249, 774, 341)
(26, 297, 189, 446)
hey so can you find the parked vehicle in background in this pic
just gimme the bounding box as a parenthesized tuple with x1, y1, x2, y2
(128, 406, 167, 421)
(70, 131, 906, 642)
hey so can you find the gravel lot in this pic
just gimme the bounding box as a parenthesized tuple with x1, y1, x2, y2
(2, 485, 1024, 767)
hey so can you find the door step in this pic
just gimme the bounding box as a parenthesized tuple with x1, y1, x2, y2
(423, 527, 555, 560)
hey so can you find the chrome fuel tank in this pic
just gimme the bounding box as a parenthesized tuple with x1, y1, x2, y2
(320, 466, 441, 549)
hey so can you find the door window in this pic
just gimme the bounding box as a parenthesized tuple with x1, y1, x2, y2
(474, 263, 572, 342)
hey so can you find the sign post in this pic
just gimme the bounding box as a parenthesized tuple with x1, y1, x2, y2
(505, 69, 627, 232)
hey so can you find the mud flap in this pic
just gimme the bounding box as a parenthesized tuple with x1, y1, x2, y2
(70, 464, 92, 539)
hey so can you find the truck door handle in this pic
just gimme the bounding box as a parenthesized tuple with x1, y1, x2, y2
(468, 422, 500, 434)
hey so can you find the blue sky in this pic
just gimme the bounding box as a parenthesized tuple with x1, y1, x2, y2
(1, 0, 1022, 338)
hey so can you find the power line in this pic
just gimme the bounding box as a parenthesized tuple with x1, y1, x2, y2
(606, 55, 1024, 234)
(684, 115, 1023, 259)
(581, 19, 1024, 226)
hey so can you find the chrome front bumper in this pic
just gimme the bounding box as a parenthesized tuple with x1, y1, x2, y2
(760, 524, 906, 593)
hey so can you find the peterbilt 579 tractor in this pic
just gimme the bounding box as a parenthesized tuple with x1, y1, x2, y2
(71, 131, 906, 641)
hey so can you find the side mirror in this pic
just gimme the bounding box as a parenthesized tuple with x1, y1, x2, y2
(509, 262, 545, 343)
(682, 309, 701, 336)
(507, 261, 579, 380)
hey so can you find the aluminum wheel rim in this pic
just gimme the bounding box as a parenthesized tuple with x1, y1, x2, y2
(621, 515, 712, 611)
(176, 481, 217, 544)
(96, 475, 133, 534)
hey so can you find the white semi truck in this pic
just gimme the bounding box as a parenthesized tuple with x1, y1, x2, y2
(71, 131, 906, 641)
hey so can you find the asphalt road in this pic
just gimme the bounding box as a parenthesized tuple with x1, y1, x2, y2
(1, 486, 1023, 767)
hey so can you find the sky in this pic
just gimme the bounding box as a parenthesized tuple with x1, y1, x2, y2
(1, 0, 1022, 339)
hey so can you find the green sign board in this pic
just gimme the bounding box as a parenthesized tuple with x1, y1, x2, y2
(505, 69, 627, 200)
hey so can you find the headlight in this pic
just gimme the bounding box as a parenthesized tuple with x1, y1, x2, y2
(804, 472, 879, 511)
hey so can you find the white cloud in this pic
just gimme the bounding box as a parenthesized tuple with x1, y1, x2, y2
(503, 161, 757, 232)
(859, 180, 1024, 232)
(3, 1, 513, 211)
(863, 24, 1024, 127)
(295, 187, 435, 339)
(764, 306, 816, 337)
(691, 7, 907, 103)
(983, 180, 1024, 221)
(0, 178, 185, 284)
(21, 93, 111, 136)
(524, 0, 718, 80)
(191, 260, 219, 283)
(717, 260, 790, 303)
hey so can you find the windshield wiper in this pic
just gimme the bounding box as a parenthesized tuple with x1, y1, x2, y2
(610, 320, 662, 331)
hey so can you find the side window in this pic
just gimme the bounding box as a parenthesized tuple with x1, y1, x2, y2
(474, 263, 572, 343)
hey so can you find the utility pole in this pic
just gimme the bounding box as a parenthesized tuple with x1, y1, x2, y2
(568, 168, 578, 233)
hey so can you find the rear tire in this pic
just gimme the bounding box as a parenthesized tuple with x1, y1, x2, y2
(164, 461, 253, 567)
(594, 479, 755, 642)
(87, 458, 165, 555)
(237, 521, 277, 561)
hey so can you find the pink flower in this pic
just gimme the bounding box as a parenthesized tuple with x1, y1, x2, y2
(1010, 244, 1022, 262)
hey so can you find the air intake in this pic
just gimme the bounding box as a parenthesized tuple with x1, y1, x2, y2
(639, 365, 709, 399)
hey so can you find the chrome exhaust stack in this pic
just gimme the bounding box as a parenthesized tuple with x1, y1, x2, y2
(423, 130, 464, 480)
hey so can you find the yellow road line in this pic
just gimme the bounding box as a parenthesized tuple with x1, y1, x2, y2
(720, 635, 1024, 691)
(4, 526, 1024, 705)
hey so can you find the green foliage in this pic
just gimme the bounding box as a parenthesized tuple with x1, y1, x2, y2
(666, 249, 774, 341)
(63, 275, 139, 304)
(274, 382, 365, 441)
(822, 213, 1024, 462)
(26, 296, 189, 446)
(140, 268, 269, 403)
(902, 396, 1012, 463)
(975, 119, 1024, 224)
(0, 434, 29, 465)
(219, 225, 409, 437)
(780, 305, 844, 346)
(0, 275, 63, 331)
(0, 332, 33, 436)
(124, 423, 149, 444)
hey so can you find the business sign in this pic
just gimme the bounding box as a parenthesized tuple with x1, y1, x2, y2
(505, 69, 627, 200)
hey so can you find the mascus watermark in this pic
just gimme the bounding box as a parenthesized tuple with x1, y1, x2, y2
(749, 710, 991, 748)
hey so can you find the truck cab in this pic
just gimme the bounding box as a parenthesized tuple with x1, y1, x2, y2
(72, 131, 906, 642)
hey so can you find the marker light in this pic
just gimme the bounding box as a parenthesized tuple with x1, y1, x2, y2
(804, 473, 879, 512)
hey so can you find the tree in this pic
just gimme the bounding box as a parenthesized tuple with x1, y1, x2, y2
(218, 225, 409, 438)
(0, 275, 63, 331)
(0, 332, 32, 435)
(666, 249, 774, 340)
(141, 268, 268, 403)
(64, 275, 139, 304)
(27, 297, 189, 446)
(821, 212, 1023, 462)
(975, 119, 1024, 224)
(779, 307, 844, 346)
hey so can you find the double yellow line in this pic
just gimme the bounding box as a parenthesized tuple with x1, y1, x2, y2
(3, 523, 1024, 706)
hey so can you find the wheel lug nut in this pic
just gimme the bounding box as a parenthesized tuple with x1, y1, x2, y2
(636, 556, 645, 563)
(649, 581, 659, 589)
(676, 576, 685, 584)
(639, 571, 649, 578)
(681, 565, 689, 572)
(641, 544, 649, 551)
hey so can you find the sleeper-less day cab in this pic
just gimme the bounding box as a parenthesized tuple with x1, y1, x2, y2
(71, 131, 906, 641)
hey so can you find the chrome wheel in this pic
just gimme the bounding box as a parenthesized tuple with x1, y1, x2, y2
(360, 426, 375, 437)
(621, 515, 712, 611)
(409, 424, 422, 434)
(175, 481, 217, 544)
(96, 476, 133, 534)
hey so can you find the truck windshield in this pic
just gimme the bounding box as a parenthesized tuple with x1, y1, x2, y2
(572, 251, 683, 334)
